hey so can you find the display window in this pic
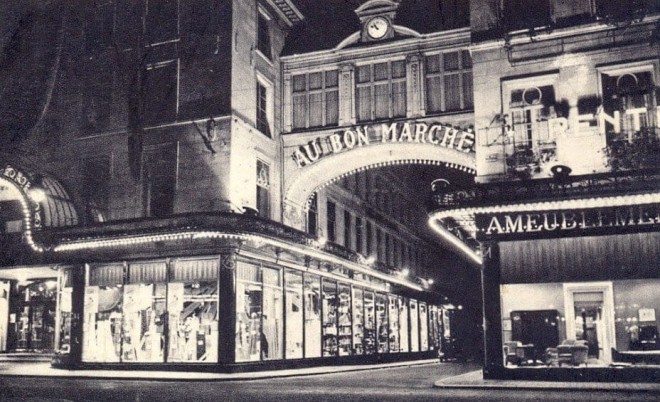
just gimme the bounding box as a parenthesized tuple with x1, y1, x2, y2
(410, 299, 419, 352)
(285, 270, 303, 359)
(322, 279, 338, 356)
(399, 296, 409, 353)
(352, 287, 364, 355)
(337, 284, 352, 356)
(262, 267, 283, 360)
(375, 293, 389, 353)
(236, 262, 262, 362)
(428, 305, 438, 351)
(500, 279, 660, 369)
(419, 302, 428, 352)
(304, 274, 322, 357)
(388, 295, 399, 352)
(363, 291, 376, 354)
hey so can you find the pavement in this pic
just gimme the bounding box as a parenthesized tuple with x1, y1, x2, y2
(1, 353, 659, 394)
(434, 369, 660, 392)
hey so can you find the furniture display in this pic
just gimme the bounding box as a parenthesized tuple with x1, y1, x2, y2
(511, 310, 560, 362)
(545, 339, 589, 366)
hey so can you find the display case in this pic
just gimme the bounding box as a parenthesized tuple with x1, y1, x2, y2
(376, 293, 388, 353)
(304, 274, 322, 358)
(388, 295, 399, 352)
(322, 279, 338, 356)
(352, 287, 364, 355)
(363, 291, 376, 354)
(337, 284, 352, 356)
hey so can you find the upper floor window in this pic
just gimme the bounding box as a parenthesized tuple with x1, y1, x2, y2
(343, 210, 352, 249)
(292, 71, 339, 129)
(509, 85, 556, 148)
(307, 192, 318, 236)
(355, 217, 363, 255)
(257, 9, 272, 60)
(502, 0, 551, 31)
(256, 160, 271, 219)
(143, 61, 178, 125)
(327, 201, 336, 243)
(256, 78, 272, 137)
(366, 220, 373, 257)
(425, 50, 473, 114)
(143, 143, 177, 218)
(601, 67, 658, 135)
(146, 0, 178, 44)
(356, 60, 407, 122)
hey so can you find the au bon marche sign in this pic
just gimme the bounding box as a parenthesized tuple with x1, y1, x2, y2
(291, 120, 475, 168)
(475, 203, 660, 241)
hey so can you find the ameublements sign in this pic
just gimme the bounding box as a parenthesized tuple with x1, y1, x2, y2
(475, 203, 660, 240)
(291, 121, 475, 168)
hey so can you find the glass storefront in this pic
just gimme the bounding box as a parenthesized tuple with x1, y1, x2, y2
(500, 279, 660, 368)
(72, 257, 446, 365)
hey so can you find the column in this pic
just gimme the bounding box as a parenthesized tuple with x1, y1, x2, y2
(338, 63, 355, 126)
(282, 73, 292, 132)
(481, 241, 504, 378)
(218, 247, 238, 364)
(406, 53, 424, 118)
(68, 264, 86, 366)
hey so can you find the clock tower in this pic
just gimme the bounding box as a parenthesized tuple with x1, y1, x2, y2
(355, 0, 399, 42)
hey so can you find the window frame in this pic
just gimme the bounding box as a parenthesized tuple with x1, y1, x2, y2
(355, 60, 407, 122)
(424, 50, 473, 114)
(256, 159, 271, 219)
(291, 70, 339, 129)
(256, 74, 273, 138)
(256, 7, 272, 60)
(142, 143, 178, 218)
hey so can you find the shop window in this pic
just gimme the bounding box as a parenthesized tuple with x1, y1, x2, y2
(236, 262, 261, 362)
(256, 79, 272, 137)
(337, 284, 352, 356)
(356, 60, 406, 122)
(57, 270, 73, 354)
(257, 9, 272, 60)
(420, 302, 429, 351)
(146, 0, 178, 45)
(410, 299, 419, 352)
(143, 143, 177, 218)
(256, 160, 270, 219)
(601, 67, 658, 137)
(399, 296, 410, 353)
(262, 267, 283, 360)
(292, 70, 339, 129)
(375, 293, 388, 353)
(388, 295, 399, 352)
(304, 274, 321, 358)
(502, 0, 552, 31)
(364, 291, 376, 354)
(79, 156, 111, 223)
(143, 61, 178, 125)
(322, 279, 338, 356)
(425, 50, 473, 113)
(343, 210, 352, 250)
(352, 287, 364, 355)
(326, 201, 336, 243)
(285, 270, 303, 359)
(307, 192, 318, 237)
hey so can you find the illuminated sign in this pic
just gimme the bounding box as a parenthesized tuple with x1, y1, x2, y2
(1, 164, 32, 191)
(475, 203, 660, 240)
(291, 121, 475, 168)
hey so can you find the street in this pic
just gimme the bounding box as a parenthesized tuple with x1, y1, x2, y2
(0, 362, 659, 402)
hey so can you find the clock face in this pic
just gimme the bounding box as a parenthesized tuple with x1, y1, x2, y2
(367, 17, 389, 39)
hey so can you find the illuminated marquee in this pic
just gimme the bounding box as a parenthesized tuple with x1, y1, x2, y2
(291, 121, 475, 168)
(475, 203, 660, 240)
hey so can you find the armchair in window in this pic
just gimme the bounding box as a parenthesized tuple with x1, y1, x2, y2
(545, 339, 588, 366)
(503, 341, 522, 365)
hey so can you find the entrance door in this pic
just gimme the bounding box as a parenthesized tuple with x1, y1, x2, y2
(563, 282, 615, 364)
(9, 280, 57, 352)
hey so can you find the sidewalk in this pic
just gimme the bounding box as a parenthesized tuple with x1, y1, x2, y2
(0, 357, 438, 381)
(434, 370, 660, 392)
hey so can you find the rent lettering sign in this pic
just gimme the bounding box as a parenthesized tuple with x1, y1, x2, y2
(475, 204, 660, 240)
(291, 121, 475, 168)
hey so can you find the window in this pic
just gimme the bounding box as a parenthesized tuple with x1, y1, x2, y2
(304, 274, 322, 357)
(376, 228, 383, 262)
(425, 50, 472, 113)
(257, 9, 271, 59)
(344, 210, 352, 249)
(509, 85, 556, 149)
(366, 221, 373, 257)
(307, 193, 318, 236)
(146, 0, 178, 44)
(356, 60, 407, 122)
(322, 279, 338, 356)
(601, 67, 658, 136)
(256, 80, 271, 137)
(143, 61, 178, 125)
(292, 71, 339, 129)
(326, 201, 336, 242)
(385, 233, 392, 266)
(143, 144, 177, 218)
(285, 270, 303, 359)
(355, 217, 363, 254)
(80, 156, 111, 222)
(502, 0, 551, 31)
(256, 160, 270, 219)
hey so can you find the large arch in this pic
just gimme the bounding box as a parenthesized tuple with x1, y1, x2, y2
(282, 141, 475, 227)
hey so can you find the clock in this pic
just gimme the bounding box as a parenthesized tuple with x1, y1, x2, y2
(366, 16, 389, 39)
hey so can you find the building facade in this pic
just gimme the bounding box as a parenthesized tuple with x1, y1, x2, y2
(430, 0, 660, 382)
(0, 0, 478, 371)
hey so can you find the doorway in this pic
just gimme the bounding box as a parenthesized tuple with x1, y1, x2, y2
(563, 282, 615, 364)
(9, 280, 57, 352)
